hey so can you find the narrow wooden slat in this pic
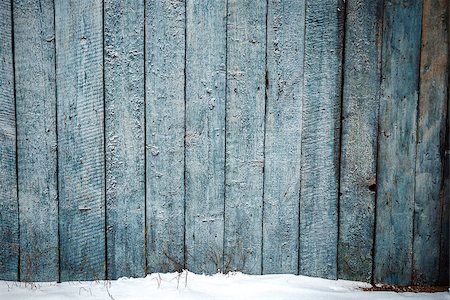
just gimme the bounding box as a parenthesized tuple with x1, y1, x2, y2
(0, 0, 18, 281)
(145, 0, 185, 273)
(104, 0, 145, 280)
(14, 0, 58, 282)
(224, 0, 266, 274)
(262, 0, 304, 275)
(413, 0, 448, 286)
(338, 0, 383, 282)
(55, 0, 105, 281)
(185, 0, 226, 274)
(299, 0, 345, 279)
(374, 0, 422, 285)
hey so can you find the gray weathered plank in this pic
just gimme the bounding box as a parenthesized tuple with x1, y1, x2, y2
(55, 0, 105, 281)
(104, 0, 145, 280)
(185, 0, 226, 274)
(374, 0, 422, 285)
(338, 0, 382, 282)
(224, 0, 266, 275)
(413, 0, 449, 286)
(0, 0, 18, 281)
(299, 0, 345, 279)
(145, 0, 185, 273)
(262, 0, 304, 275)
(13, 0, 58, 282)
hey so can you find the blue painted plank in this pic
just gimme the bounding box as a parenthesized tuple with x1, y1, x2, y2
(55, 0, 105, 281)
(374, 0, 422, 286)
(13, 0, 58, 282)
(104, 0, 145, 280)
(0, 0, 18, 281)
(338, 0, 383, 282)
(262, 0, 304, 275)
(413, 0, 448, 286)
(224, 0, 266, 274)
(185, 0, 226, 274)
(299, 0, 345, 279)
(145, 0, 185, 273)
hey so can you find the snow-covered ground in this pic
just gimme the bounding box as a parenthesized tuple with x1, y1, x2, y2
(0, 271, 448, 300)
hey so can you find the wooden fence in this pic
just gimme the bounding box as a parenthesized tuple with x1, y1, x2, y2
(0, 0, 448, 286)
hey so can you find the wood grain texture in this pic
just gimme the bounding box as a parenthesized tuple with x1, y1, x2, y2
(374, 0, 422, 285)
(413, 0, 448, 286)
(104, 0, 145, 280)
(0, 0, 18, 281)
(262, 0, 304, 275)
(145, 0, 185, 273)
(224, 0, 266, 275)
(299, 0, 345, 279)
(185, 0, 226, 274)
(338, 0, 382, 282)
(55, 0, 105, 281)
(13, 0, 58, 282)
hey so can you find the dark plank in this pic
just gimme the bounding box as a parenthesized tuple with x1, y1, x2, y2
(338, 0, 383, 282)
(145, 0, 185, 273)
(262, 0, 304, 275)
(55, 0, 105, 281)
(299, 0, 345, 279)
(104, 0, 145, 280)
(374, 0, 422, 285)
(13, 0, 58, 282)
(185, 0, 226, 274)
(224, 0, 266, 274)
(0, 0, 18, 281)
(413, 0, 449, 286)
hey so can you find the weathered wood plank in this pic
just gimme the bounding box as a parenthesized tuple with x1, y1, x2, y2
(55, 0, 105, 281)
(262, 0, 304, 275)
(299, 0, 345, 279)
(185, 0, 226, 274)
(224, 0, 266, 275)
(104, 0, 145, 280)
(413, 0, 448, 286)
(374, 0, 422, 285)
(13, 0, 58, 282)
(145, 0, 185, 273)
(338, 0, 383, 282)
(0, 0, 18, 281)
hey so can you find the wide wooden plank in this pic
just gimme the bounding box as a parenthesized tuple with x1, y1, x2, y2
(145, 0, 185, 273)
(338, 0, 382, 282)
(374, 0, 422, 285)
(0, 0, 18, 281)
(185, 0, 226, 274)
(104, 0, 145, 280)
(13, 0, 58, 282)
(224, 0, 266, 275)
(262, 0, 304, 275)
(299, 0, 344, 279)
(55, 0, 105, 281)
(413, 0, 448, 286)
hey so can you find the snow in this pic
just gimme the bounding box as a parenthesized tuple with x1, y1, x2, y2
(0, 271, 448, 300)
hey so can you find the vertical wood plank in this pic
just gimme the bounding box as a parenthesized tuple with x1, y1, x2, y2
(185, 0, 226, 274)
(104, 0, 145, 280)
(374, 0, 422, 285)
(439, 5, 450, 284)
(338, 0, 383, 282)
(56, 0, 105, 281)
(14, 0, 58, 282)
(0, 0, 18, 281)
(145, 0, 185, 273)
(224, 0, 266, 274)
(262, 0, 304, 275)
(299, 0, 345, 279)
(413, 0, 448, 286)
